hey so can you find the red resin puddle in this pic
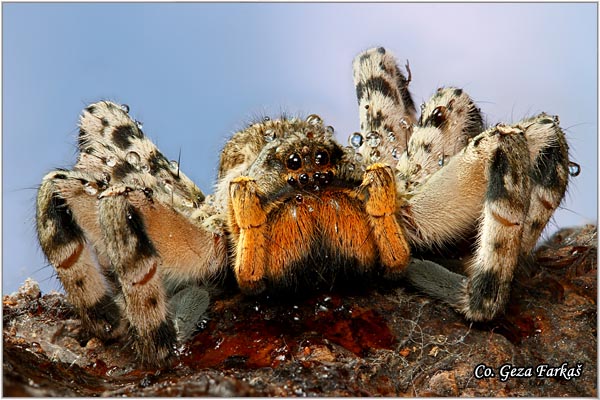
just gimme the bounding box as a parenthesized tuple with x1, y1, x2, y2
(181, 294, 396, 369)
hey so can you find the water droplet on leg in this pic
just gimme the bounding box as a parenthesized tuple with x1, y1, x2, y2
(306, 114, 323, 125)
(366, 132, 381, 148)
(264, 129, 276, 142)
(349, 132, 364, 148)
(437, 152, 446, 167)
(126, 151, 141, 166)
(399, 118, 410, 130)
(106, 156, 117, 167)
(568, 161, 581, 177)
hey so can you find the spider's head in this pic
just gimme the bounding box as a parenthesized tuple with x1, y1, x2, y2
(242, 115, 360, 195)
(270, 122, 346, 192)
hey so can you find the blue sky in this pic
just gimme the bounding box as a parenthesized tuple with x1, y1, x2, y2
(3, 3, 597, 294)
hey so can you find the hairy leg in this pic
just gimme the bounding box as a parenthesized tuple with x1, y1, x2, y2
(37, 170, 124, 339)
(352, 47, 417, 165)
(399, 124, 535, 320)
(98, 187, 176, 366)
(519, 114, 570, 253)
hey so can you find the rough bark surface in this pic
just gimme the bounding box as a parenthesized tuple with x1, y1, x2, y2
(3, 225, 597, 397)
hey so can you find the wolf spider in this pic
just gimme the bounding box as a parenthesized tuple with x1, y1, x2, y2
(36, 47, 574, 366)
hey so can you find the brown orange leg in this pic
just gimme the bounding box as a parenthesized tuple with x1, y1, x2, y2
(362, 163, 411, 273)
(229, 177, 268, 294)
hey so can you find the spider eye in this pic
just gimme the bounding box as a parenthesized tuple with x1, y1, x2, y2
(286, 153, 302, 170)
(431, 106, 447, 127)
(298, 173, 309, 185)
(314, 150, 330, 166)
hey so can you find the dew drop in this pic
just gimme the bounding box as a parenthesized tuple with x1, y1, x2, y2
(568, 161, 581, 177)
(348, 163, 355, 171)
(307, 206, 314, 213)
(349, 132, 364, 148)
(306, 114, 323, 126)
(126, 151, 141, 166)
(553, 115, 560, 125)
(135, 120, 143, 130)
(295, 194, 303, 203)
(120, 104, 130, 113)
(391, 147, 400, 160)
(141, 164, 150, 173)
(263, 116, 271, 122)
(387, 131, 396, 142)
(438, 154, 445, 167)
(370, 149, 381, 161)
(420, 103, 426, 112)
(264, 129, 276, 142)
(399, 118, 410, 130)
(354, 153, 364, 163)
(106, 156, 117, 167)
(83, 183, 98, 195)
(326, 126, 334, 135)
(366, 131, 381, 148)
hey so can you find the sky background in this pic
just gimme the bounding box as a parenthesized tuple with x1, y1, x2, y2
(3, 3, 597, 295)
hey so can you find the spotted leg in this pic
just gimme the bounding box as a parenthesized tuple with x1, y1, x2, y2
(518, 114, 570, 253)
(352, 46, 417, 165)
(97, 187, 176, 365)
(37, 170, 126, 338)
